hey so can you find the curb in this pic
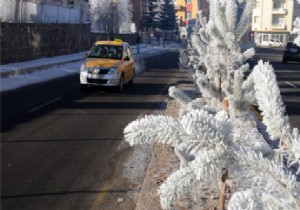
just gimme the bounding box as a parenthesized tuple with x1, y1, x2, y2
(135, 99, 181, 210)
(0, 58, 84, 78)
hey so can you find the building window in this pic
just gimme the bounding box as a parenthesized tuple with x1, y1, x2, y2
(255, 0, 260, 9)
(272, 15, 284, 27)
(186, 12, 191, 19)
(273, 0, 285, 10)
(254, 16, 259, 23)
(263, 34, 268, 41)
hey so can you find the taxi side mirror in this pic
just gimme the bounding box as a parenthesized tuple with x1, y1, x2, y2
(124, 56, 130, 61)
(84, 52, 89, 58)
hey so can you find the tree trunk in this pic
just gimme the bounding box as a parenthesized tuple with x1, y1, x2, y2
(220, 99, 229, 210)
(223, 97, 228, 112)
(220, 168, 228, 210)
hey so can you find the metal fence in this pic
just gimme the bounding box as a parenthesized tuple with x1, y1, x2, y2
(0, 0, 89, 23)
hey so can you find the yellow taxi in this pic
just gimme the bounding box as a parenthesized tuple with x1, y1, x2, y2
(80, 39, 135, 92)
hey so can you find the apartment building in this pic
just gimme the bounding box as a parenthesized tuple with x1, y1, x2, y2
(131, 0, 143, 33)
(251, 0, 300, 47)
(185, 0, 198, 25)
(198, 0, 209, 19)
(174, 0, 186, 26)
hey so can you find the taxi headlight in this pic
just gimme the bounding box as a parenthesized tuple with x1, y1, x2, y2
(108, 68, 117, 75)
(80, 64, 87, 72)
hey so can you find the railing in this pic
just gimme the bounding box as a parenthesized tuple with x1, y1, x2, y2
(0, 0, 89, 23)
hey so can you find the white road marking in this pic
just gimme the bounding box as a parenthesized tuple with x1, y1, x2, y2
(285, 81, 298, 89)
(27, 97, 61, 113)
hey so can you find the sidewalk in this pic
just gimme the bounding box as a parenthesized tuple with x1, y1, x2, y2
(0, 52, 87, 78)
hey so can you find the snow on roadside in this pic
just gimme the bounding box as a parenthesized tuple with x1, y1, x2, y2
(0, 61, 82, 92)
(122, 143, 154, 184)
(0, 43, 180, 92)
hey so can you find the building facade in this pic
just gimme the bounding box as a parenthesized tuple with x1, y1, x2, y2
(174, 0, 186, 26)
(251, 0, 300, 47)
(0, 0, 88, 23)
(173, 0, 199, 26)
(131, 0, 143, 33)
(198, 0, 209, 20)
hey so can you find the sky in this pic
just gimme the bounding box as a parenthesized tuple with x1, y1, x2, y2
(0, 43, 180, 92)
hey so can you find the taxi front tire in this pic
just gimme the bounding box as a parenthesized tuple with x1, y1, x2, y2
(117, 75, 124, 92)
(128, 69, 135, 86)
(80, 84, 88, 91)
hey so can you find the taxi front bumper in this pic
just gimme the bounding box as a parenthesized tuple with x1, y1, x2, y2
(80, 72, 120, 86)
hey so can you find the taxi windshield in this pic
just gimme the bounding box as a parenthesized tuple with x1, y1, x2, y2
(88, 44, 123, 60)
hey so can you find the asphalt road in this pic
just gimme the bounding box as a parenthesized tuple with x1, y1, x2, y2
(250, 47, 300, 129)
(1, 51, 191, 210)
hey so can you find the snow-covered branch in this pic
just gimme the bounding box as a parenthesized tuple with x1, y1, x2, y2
(253, 60, 300, 171)
(232, 149, 300, 209)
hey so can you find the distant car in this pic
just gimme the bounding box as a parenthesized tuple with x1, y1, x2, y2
(282, 42, 300, 63)
(80, 39, 135, 92)
(268, 38, 283, 48)
(260, 38, 283, 48)
(180, 27, 187, 40)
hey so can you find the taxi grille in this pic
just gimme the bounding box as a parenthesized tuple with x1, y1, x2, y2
(87, 79, 108, 84)
(99, 69, 110, 74)
(88, 69, 110, 75)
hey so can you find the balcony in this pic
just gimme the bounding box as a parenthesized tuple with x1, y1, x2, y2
(272, 8, 287, 14)
(174, 5, 185, 11)
(271, 24, 286, 30)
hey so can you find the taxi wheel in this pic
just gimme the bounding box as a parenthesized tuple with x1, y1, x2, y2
(128, 69, 135, 86)
(80, 84, 88, 91)
(118, 75, 124, 92)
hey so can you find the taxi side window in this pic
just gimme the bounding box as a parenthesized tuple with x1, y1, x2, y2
(126, 48, 132, 59)
(124, 47, 129, 59)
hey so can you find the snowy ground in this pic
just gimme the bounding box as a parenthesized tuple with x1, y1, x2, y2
(0, 42, 181, 92)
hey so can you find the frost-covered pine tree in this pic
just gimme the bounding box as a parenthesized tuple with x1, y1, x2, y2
(226, 60, 300, 210)
(124, 0, 300, 209)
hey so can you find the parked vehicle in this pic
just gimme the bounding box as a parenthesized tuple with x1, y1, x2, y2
(80, 39, 135, 92)
(269, 38, 283, 47)
(282, 42, 300, 63)
(180, 27, 187, 40)
(260, 38, 283, 48)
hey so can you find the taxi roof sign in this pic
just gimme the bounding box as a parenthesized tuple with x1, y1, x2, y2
(114, 39, 123, 44)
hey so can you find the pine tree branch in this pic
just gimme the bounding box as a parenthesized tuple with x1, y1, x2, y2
(158, 166, 199, 210)
(124, 115, 187, 146)
(228, 189, 264, 210)
(168, 86, 192, 106)
(235, 149, 300, 209)
(253, 61, 300, 168)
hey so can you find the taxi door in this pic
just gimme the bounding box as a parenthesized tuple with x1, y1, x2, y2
(123, 46, 135, 81)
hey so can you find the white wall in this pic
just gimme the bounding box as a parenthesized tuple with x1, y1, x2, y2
(0, 0, 88, 23)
